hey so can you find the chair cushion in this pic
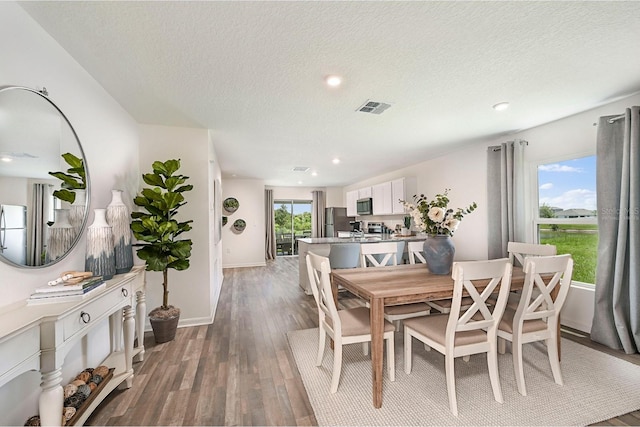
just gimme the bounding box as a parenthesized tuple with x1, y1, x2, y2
(403, 313, 487, 346)
(385, 303, 430, 316)
(326, 306, 395, 336)
(498, 307, 548, 334)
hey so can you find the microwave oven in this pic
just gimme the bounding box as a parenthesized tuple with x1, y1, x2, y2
(356, 197, 373, 215)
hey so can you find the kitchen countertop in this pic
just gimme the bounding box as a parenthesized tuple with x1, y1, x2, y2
(297, 234, 428, 244)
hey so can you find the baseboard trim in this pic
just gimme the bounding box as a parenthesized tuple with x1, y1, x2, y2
(222, 261, 267, 268)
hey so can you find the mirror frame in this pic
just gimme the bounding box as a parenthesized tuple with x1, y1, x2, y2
(0, 85, 91, 269)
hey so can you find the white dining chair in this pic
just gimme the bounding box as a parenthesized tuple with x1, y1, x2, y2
(497, 254, 573, 396)
(306, 251, 395, 393)
(360, 241, 399, 267)
(508, 241, 557, 267)
(407, 241, 474, 314)
(362, 241, 431, 330)
(404, 258, 512, 417)
(494, 242, 558, 309)
(407, 240, 426, 264)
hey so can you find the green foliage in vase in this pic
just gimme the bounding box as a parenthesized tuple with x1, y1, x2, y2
(48, 152, 86, 203)
(401, 189, 477, 236)
(130, 159, 193, 309)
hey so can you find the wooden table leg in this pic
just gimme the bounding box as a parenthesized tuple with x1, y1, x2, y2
(370, 297, 384, 408)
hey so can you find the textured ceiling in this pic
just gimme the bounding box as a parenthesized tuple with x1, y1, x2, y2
(19, 1, 640, 187)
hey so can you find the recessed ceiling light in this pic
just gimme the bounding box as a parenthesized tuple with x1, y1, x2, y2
(332, 158, 340, 164)
(298, 180, 303, 185)
(325, 75, 342, 87)
(311, 171, 318, 177)
(1, 156, 12, 162)
(492, 102, 510, 111)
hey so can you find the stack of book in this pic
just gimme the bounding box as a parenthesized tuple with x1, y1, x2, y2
(28, 276, 106, 305)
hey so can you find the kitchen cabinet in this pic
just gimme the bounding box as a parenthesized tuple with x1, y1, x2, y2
(392, 177, 416, 214)
(372, 182, 392, 215)
(346, 190, 359, 217)
(358, 187, 372, 199)
(368, 177, 417, 215)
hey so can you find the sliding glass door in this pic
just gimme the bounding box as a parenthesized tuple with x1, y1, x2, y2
(274, 199, 312, 256)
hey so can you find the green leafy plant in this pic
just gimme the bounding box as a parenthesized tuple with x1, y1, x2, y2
(130, 159, 193, 310)
(48, 152, 86, 203)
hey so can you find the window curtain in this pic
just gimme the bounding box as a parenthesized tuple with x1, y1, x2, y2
(591, 106, 640, 354)
(486, 140, 527, 259)
(265, 189, 276, 260)
(312, 190, 325, 238)
(28, 183, 51, 266)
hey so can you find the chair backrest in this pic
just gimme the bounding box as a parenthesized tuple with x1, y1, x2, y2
(515, 254, 573, 326)
(328, 243, 361, 269)
(306, 252, 341, 332)
(407, 241, 426, 264)
(360, 241, 399, 267)
(507, 242, 556, 267)
(446, 258, 512, 346)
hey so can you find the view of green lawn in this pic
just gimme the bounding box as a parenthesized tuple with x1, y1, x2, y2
(539, 224, 598, 284)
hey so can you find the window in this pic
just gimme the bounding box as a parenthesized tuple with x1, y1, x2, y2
(274, 200, 312, 256)
(535, 155, 597, 284)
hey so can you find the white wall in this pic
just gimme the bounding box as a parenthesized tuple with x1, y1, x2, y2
(208, 131, 224, 324)
(138, 125, 219, 327)
(347, 92, 640, 333)
(0, 3, 141, 424)
(270, 185, 324, 201)
(222, 179, 266, 268)
(325, 187, 344, 208)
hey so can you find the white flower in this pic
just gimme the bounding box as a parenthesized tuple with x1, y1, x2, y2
(428, 207, 445, 223)
(443, 217, 460, 232)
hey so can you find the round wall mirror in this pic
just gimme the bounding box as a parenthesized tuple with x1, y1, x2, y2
(0, 86, 90, 268)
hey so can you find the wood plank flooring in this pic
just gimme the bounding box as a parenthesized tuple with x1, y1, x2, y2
(87, 256, 640, 426)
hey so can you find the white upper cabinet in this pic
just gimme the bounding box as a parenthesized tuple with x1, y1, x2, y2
(392, 178, 410, 214)
(358, 187, 372, 199)
(345, 179, 415, 217)
(346, 190, 359, 216)
(372, 181, 393, 215)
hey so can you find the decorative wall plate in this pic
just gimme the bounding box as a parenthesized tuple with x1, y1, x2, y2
(222, 216, 228, 226)
(233, 219, 246, 232)
(223, 197, 239, 214)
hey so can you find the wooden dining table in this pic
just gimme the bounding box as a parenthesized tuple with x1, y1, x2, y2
(330, 263, 529, 409)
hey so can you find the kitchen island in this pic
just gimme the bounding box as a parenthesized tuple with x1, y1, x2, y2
(297, 235, 427, 294)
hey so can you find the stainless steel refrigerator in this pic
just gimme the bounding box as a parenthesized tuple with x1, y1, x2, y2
(324, 207, 354, 237)
(0, 204, 27, 265)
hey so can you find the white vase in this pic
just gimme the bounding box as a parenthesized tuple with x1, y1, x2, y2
(106, 190, 133, 274)
(69, 189, 87, 237)
(85, 209, 116, 280)
(48, 208, 75, 261)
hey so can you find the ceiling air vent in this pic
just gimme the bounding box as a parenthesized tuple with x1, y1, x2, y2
(292, 166, 310, 172)
(357, 100, 392, 115)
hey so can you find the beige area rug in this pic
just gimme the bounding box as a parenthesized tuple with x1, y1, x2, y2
(287, 328, 640, 426)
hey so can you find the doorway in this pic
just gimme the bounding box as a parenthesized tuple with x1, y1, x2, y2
(274, 199, 312, 256)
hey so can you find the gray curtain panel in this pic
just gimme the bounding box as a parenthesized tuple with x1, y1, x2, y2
(265, 189, 276, 260)
(312, 190, 325, 238)
(486, 140, 526, 259)
(591, 106, 640, 354)
(28, 183, 51, 266)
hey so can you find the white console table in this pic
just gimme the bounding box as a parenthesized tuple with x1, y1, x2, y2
(0, 266, 146, 426)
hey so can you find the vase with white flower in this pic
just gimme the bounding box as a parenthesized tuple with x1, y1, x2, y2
(400, 189, 476, 274)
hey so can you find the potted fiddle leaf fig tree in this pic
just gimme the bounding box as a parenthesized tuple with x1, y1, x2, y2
(48, 152, 86, 203)
(130, 159, 193, 343)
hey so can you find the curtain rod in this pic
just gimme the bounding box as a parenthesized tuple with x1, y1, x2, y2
(608, 114, 625, 123)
